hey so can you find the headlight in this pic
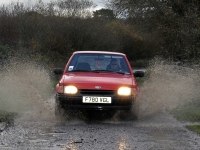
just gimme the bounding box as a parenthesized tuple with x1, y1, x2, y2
(117, 87, 131, 96)
(64, 85, 78, 94)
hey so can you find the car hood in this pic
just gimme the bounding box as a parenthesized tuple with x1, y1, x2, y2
(60, 73, 137, 90)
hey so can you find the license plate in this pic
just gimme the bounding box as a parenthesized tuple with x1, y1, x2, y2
(82, 96, 111, 104)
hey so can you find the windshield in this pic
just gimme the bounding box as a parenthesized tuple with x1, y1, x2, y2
(67, 53, 131, 74)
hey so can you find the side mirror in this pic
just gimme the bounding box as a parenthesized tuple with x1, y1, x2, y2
(54, 68, 63, 75)
(134, 71, 145, 77)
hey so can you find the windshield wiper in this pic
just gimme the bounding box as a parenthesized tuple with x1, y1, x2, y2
(69, 69, 129, 74)
(91, 70, 128, 75)
(68, 70, 91, 72)
(117, 71, 131, 75)
(91, 70, 111, 73)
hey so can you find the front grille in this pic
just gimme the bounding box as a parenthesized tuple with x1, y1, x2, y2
(79, 90, 115, 96)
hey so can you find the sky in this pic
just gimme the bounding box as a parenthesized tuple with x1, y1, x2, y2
(0, 0, 106, 9)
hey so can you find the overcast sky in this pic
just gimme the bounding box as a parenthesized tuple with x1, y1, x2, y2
(0, 0, 106, 9)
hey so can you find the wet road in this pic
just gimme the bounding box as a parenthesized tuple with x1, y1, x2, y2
(0, 112, 200, 150)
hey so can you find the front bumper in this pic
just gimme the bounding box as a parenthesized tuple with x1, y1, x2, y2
(56, 90, 135, 110)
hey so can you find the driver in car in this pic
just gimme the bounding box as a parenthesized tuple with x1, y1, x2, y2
(106, 58, 121, 71)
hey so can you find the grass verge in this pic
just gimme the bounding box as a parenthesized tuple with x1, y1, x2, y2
(186, 125, 200, 135)
(171, 99, 200, 135)
(171, 99, 200, 122)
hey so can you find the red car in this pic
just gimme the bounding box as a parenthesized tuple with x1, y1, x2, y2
(54, 51, 144, 119)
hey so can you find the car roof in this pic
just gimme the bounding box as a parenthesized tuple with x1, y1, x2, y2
(73, 51, 126, 56)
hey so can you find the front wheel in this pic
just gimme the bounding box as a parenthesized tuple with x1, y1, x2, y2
(118, 99, 139, 120)
(55, 96, 85, 120)
(131, 99, 139, 120)
(55, 97, 65, 117)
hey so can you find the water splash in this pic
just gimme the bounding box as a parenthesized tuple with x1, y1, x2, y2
(1, 57, 199, 121)
(0, 58, 54, 120)
(138, 59, 200, 118)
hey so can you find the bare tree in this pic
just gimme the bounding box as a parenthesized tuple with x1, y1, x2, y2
(56, 0, 95, 18)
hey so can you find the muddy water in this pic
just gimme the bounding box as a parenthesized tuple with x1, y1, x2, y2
(0, 59, 55, 120)
(0, 58, 200, 120)
(138, 59, 200, 118)
(1, 112, 200, 150)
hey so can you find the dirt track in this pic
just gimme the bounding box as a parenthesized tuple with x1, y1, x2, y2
(0, 112, 200, 150)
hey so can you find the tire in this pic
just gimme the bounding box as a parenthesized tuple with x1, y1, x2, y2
(118, 99, 139, 121)
(55, 96, 68, 120)
(86, 110, 116, 120)
(131, 98, 139, 120)
(55, 102, 61, 116)
(55, 96, 85, 120)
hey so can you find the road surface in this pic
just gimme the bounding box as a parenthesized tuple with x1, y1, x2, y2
(0, 111, 200, 150)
